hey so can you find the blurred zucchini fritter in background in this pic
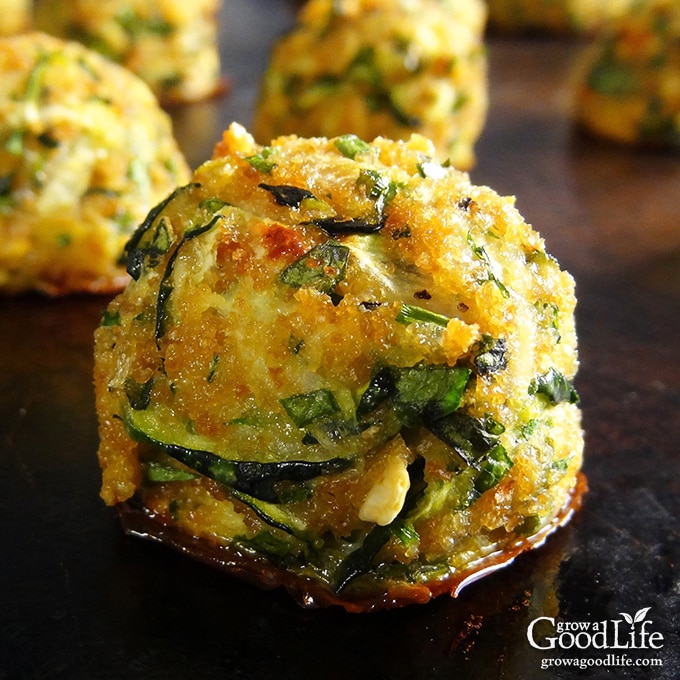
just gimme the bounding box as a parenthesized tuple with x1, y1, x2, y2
(34, 0, 224, 104)
(253, 0, 488, 170)
(0, 32, 190, 295)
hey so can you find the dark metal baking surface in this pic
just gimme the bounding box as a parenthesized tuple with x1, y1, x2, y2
(1, 2, 679, 678)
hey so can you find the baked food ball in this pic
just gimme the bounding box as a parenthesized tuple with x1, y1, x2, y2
(0, 0, 31, 36)
(572, 0, 680, 148)
(0, 32, 190, 296)
(34, 0, 223, 105)
(252, 0, 488, 170)
(487, 0, 636, 34)
(94, 123, 584, 612)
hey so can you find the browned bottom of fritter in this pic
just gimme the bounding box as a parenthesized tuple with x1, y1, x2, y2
(117, 472, 587, 613)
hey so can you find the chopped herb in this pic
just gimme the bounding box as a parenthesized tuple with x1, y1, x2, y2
(385, 95, 421, 128)
(457, 196, 473, 210)
(347, 45, 380, 86)
(475, 444, 513, 493)
(56, 233, 72, 248)
(279, 240, 349, 295)
(198, 197, 229, 213)
(100, 308, 121, 327)
(392, 519, 419, 548)
(164, 157, 179, 177)
(396, 303, 449, 328)
(127, 158, 147, 187)
(587, 49, 638, 96)
(518, 514, 542, 536)
(160, 74, 182, 91)
(452, 91, 469, 112)
(259, 182, 315, 208)
(551, 458, 569, 472)
(529, 368, 579, 405)
(525, 249, 558, 266)
(116, 9, 174, 37)
(356, 168, 399, 216)
(467, 231, 510, 298)
(246, 147, 276, 173)
(124, 376, 154, 410)
(520, 418, 541, 440)
(474, 335, 508, 376)
(357, 363, 471, 427)
(206, 354, 220, 383)
(344, 45, 420, 127)
(5, 129, 24, 155)
(334, 134, 370, 159)
(280, 389, 341, 428)
(467, 231, 488, 260)
(538, 301, 561, 343)
(284, 74, 341, 116)
(24, 50, 50, 103)
(356, 169, 390, 200)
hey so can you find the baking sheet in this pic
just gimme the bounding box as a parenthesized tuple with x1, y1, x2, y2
(1, 1, 679, 678)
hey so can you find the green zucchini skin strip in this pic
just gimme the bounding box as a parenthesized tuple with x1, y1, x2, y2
(124, 410, 352, 503)
(125, 183, 200, 280)
(155, 213, 224, 342)
(229, 489, 309, 539)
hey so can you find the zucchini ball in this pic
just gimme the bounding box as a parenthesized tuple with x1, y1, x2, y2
(0, 32, 190, 295)
(34, 0, 224, 105)
(252, 0, 488, 170)
(94, 123, 585, 612)
(572, 0, 680, 148)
